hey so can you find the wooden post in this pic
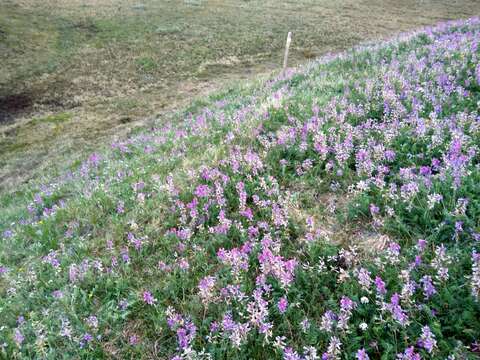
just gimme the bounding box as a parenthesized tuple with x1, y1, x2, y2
(282, 32, 292, 76)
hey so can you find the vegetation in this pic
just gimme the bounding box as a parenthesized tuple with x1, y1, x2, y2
(2, 0, 480, 192)
(1, 17, 480, 359)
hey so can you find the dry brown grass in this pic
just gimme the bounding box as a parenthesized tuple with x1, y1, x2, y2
(1, 0, 479, 192)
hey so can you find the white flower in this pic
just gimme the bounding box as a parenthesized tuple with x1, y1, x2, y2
(359, 322, 368, 331)
(360, 296, 369, 304)
(273, 335, 286, 350)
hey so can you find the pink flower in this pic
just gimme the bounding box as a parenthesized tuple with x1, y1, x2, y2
(177, 258, 190, 271)
(258, 247, 297, 288)
(129, 335, 139, 345)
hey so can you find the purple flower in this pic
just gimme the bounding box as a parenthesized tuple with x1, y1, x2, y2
(356, 268, 373, 290)
(258, 247, 297, 288)
(413, 255, 422, 267)
(14, 328, 24, 347)
(121, 247, 130, 264)
(52, 290, 64, 299)
(198, 276, 216, 305)
(387, 293, 409, 326)
(209, 321, 219, 334)
(420, 275, 436, 300)
(455, 221, 464, 233)
(384, 149, 396, 161)
(0, 265, 8, 275)
(80, 333, 94, 348)
(356, 348, 370, 360)
(375, 276, 387, 295)
(416, 239, 427, 252)
(476, 63, 480, 86)
(419, 166, 431, 176)
(127, 232, 142, 250)
(283, 347, 301, 360)
(369, 204, 380, 215)
(221, 312, 251, 348)
(177, 321, 196, 349)
(177, 258, 190, 270)
(88, 153, 101, 166)
(320, 310, 336, 333)
(142, 291, 156, 305)
(3, 229, 14, 239)
(397, 346, 421, 360)
(340, 296, 355, 312)
(129, 335, 139, 345)
(194, 184, 211, 198)
(116, 201, 125, 214)
(277, 296, 288, 314)
(43, 250, 60, 268)
(419, 325, 437, 353)
(16, 316, 25, 326)
(119, 299, 128, 310)
(388, 242, 401, 255)
(86, 315, 98, 329)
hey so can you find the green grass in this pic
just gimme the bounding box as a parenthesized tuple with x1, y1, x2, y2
(33, 113, 72, 124)
(0, 18, 479, 358)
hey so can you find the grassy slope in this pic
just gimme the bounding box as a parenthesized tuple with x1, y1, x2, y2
(2, 0, 480, 192)
(1, 18, 480, 359)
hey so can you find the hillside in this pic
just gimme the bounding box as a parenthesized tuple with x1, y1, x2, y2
(1, 18, 480, 359)
(2, 0, 480, 193)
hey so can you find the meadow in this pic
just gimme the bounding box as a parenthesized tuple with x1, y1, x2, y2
(0, 14, 480, 359)
(1, 0, 480, 192)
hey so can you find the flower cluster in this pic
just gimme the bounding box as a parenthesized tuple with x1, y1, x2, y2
(1, 17, 479, 360)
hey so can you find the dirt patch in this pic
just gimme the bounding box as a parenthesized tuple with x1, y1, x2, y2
(0, 93, 34, 124)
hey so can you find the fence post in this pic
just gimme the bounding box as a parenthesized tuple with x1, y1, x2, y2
(282, 31, 292, 76)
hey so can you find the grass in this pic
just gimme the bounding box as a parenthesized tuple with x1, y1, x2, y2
(1, 0, 480, 192)
(0, 17, 479, 359)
